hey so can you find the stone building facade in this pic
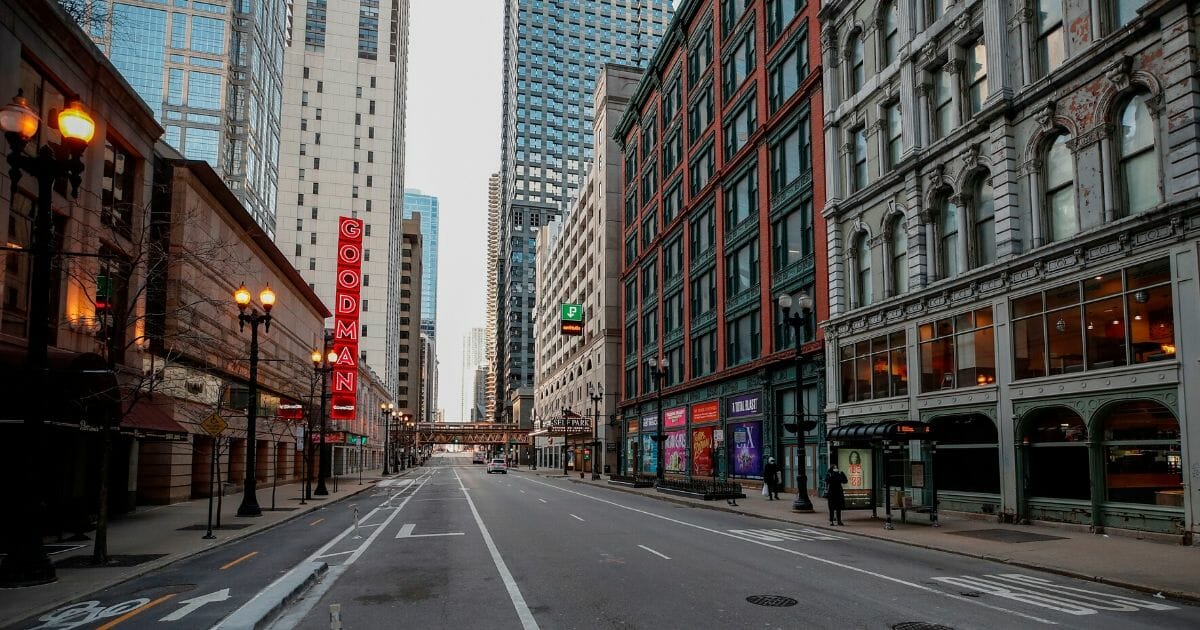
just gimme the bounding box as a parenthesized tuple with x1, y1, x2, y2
(820, 0, 1200, 539)
(532, 65, 641, 474)
(615, 0, 828, 493)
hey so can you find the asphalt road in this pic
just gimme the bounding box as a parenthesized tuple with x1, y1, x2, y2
(16, 456, 1198, 630)
(271, 455, 1199, 630)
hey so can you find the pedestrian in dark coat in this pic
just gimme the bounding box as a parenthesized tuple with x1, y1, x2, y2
(825, 464, 848, 525)
(763, 457, 781, 500)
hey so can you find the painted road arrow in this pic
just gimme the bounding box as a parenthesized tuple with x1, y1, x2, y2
(159, 588, 231, 622)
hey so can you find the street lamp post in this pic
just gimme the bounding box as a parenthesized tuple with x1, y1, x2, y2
(380, 403, 394, 475)
(311, 348, 337, 496)
(646, 358, 669, 482)
(234, 283, 277, 517)
(405, 417, 415, 468)
(778, 291, 816, 513)
(0, 92, 95, 587)
(561, 407, 570, 477)
(587, 383, 603, 480)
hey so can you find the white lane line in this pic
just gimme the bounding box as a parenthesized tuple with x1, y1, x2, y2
(538, 498, 547, 503)
(520, 477, 1057, 626)
(569, 514, 585, 522)
(638, 545, 670, 560)
(454, 468, 539, 630)
(520, 490, 526, 494)
(395, 523, 465, 539)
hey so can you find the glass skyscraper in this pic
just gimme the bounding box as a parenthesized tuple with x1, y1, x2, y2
(93, 0, 287, 236)
(403, 189, 440, 340)
(494, 0, 673, 424)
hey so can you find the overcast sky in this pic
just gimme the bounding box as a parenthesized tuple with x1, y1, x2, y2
(405, 0, 503, 419)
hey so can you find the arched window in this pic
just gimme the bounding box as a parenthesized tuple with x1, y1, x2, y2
(1044, 133, 1076, 242)
(972, 175, 996, 267)
(933, 415, 1000, 494)
(881, 2, 899, 67)
(1102, 401, 1182, 505)
(889, 215, 908, 295)
(1022, 409, 1090, 500)
(1118, 93, 1160, 216)
(938, 197, 959, 279)
(855, 232, 872, 307)
(849, 32, 865, 94)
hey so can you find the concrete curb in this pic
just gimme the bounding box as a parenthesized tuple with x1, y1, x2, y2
(11, 472, 406, 626)
(517, 471, 1200, 604)
(214, 561, 328, 630)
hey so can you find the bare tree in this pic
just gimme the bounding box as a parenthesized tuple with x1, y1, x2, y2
(56, 0, 110, 33)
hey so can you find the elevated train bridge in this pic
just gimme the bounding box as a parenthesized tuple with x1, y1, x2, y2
(414, 422, 529, 447)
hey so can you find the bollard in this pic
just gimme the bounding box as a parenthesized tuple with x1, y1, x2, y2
(329, 603, 342, 629)
(351, 504, 361, 539)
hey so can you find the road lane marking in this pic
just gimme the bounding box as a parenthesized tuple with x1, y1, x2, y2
(454, 468, 539, 630)
(638, 545, 670, 560)
(219, 551, 258, 570)
(159, 588, 231, 622)
(309, 518, 324, 526)
(569, 514, 585, 522)
(222, 470, 436, 630)
(395, 523, 466, 538)
(728, 528, 847, 542)
(522, 477, 1057, 626)
(94, 594, 176, 630)
(538, 498, 547, 503)
(520, 490, 526, 493)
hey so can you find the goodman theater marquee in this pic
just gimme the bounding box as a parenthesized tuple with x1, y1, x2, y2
(332, 217, 364, 421)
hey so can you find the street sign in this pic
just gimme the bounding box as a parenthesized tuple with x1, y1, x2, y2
(200, 413, 228, 437)
(713, 429, 725, 445)
(560, 303, 583, 336)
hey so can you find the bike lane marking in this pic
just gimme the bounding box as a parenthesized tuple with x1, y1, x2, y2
(219, 551, 258, 571)
(521, 476, 1058, 626)
(92, 594, 176, 630)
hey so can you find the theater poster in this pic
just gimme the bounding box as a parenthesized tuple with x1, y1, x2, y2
(729, 421, 762, 479)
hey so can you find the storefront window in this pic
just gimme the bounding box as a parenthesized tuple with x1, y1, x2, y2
(920, 307, 995, 392)
(932, 415, 999, 494)
(1024, 410, 1090, 500)
(1102, 401, 1182, 506)
(1012, 259, 1174, 380)
(839, 331, 906, 403)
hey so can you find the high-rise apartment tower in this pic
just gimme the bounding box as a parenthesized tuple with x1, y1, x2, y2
(402, 188, 440, 339)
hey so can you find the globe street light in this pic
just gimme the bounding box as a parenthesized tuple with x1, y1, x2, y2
(311, 347, 337, 495)
(778, 291, 816, 512)
(0, 92, 96, 586)
(646, 357, 669, 482)
(234, 283, 276, 517)
(380, 402, 394, 475)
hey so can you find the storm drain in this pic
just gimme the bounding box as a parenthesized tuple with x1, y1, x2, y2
(746, 595, 798, 607)
(892, 623, 954, 630)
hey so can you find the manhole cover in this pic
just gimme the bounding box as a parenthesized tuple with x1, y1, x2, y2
(893, 624, 954, 630)
(746, 595, 798, 607)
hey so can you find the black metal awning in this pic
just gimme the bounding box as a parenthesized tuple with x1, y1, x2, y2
(827, 420, 933, 443)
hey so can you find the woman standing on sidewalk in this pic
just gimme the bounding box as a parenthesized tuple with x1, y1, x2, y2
(825, 464, 848, 525)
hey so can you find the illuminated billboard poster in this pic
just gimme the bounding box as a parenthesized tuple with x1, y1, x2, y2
(331, 217, 364, 421)
(839, 448, 873, 508)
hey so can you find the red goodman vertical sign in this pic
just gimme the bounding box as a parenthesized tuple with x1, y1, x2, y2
(331, 217, 363, 421)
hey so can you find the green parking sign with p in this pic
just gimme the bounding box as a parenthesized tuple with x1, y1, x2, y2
(561, 303, 583, 321)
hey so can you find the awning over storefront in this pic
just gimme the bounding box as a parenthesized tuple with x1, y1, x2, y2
(121, 398, 188, 434)
(828, 421, 933, 442)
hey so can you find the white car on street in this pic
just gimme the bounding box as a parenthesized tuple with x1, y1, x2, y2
(486, 459, 508, 474)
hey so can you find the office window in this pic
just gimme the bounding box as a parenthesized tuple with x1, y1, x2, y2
(769, 116, 810, 194)
(641, 261, 658, 300)
(691, 330, 717, 377)
(723, 97, 757, 158)
(966, 38, 988, 116)
(663, 180, 683, 223)
(689, 143, 715, 195)
(933, 68, 954, 139)
(689, 84, 714, 137)
(721, 0, 749, 35)
(938, 196, 960, 279)
(1035, 1, 1066, 77)
(725, 239, 759, 297)
(690, 268, 716, 317)
(840, 332, 908, 402)
(972, 175, 996, 267)
(722, 28, 755, 99)
(1112, 1, 1143, 30)
(642, 308, 658, 346)
(1044, 133, 1076, 242)
(767, 0, 803, 44)
(641, 161, 658, 205)
(726, 310, 761, 366)
(1118, 93, 1160, 216)
(848, 31, 865, 94)
(690, 206, 715, 255)
(920, 308, 996, 391)
(768, 36, 807, 112)
(881, 2, 899, 66)
(771, 198, 812, 270)
(688, 27, 714, 83)
(663, 291, 684, 335)
(662, 78, 681, 124)
(851, 127, 868, 191)
(855, 232, 872, 307)
(662, 128, 682, 174)
(724, 165, 758, 230)
(889, 215, 908, 296)
(885, 101, 903, 169)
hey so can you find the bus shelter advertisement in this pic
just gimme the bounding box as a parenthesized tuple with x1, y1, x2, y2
(838, 448, 873, 508)
(729, 421, 762, 478)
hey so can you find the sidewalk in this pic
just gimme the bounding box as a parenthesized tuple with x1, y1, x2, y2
(517, 468, 1200, 602)
(0, 469, 404, 624)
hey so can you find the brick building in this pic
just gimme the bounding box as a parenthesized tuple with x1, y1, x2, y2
(615, 0, 827, 497)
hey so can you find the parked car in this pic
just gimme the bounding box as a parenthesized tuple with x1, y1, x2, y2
(486, 459, 508, 474)
(472, 452, 486, 464)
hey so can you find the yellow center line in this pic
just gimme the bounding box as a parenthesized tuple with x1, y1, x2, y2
(95, 593, 176, 630)
(219, 550, 258, 570)
(310, 518, 324, 526)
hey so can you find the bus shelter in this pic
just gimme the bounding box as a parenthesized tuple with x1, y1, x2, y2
(827, 420, 938, 529)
